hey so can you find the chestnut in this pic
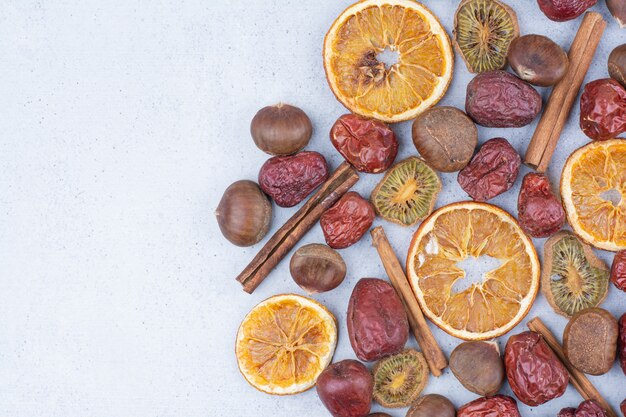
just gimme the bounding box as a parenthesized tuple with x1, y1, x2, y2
(250, 103, 312, 155)
(215, 180, 271, 247)
(608, 0, 626, 28)
(450, 340, 504, 396)
(316, 360, 373, 417)
(609, 44, 626, 88)
(507, 34, 569, 87)
(407, 394, 456, 417)
(290, 243, 346, 294)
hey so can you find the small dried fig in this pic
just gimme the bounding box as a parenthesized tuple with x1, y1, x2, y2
(458, 395, 521, 417)
(608, 0, 626, 28)
(517, 173, 565, 238)
(250, 103, 312, 155)
(316, 359, 373, 417)
(508, 34, 569, 87)
(407, 394, 456, 417)
(215, 180, 271, 247)
(412, 106, 478, 172)
(450, 340, 504, 396)
(289, 243, 346, 294)
(609, 44, 626, 88)
(611, 250, 626, 292)
(564, 308, 618, 375)
(537, 0, 597, 21)
(321, 192, 375, 249)
(579, 78, 626, 141)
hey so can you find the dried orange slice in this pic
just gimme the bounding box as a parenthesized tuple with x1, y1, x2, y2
(235, 294, 337, 395)
(561, 139, 626, 252)
(323, 0, 453, 123)
(406, 202, 540, 340)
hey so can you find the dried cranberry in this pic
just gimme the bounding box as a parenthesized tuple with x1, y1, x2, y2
(517, 173, 565, 237)
(258, 151, 328, 207)
(347, 278, 409, 361)
(330, 114, 398, 173)
(320, 192, 375, 249)
(611, 251, 626, 292)
(537, 0, 597, 21)
(504, 331, 568, 406)
(559, 408, 577, 417)
(465, 70, 542, 128)
(580, 79, 626, 141)
(458, 138, 521, 201)
(620, 313, 626, 375)
(457, 395, 521, 417)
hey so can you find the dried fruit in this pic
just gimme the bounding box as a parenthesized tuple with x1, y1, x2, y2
(407, 394, 456, 417)
(330, 114, 398, 173)
(458, 138, 521, 202)
(453, 0, 519, 73)
(504, 331, 568, 406)
(517, 173, 565, 238)
(622, 399, 626, 417)
(611, 250, 626, 292)
(316, 359, 373, 417)
(290, 243, 346, 294)
(250, 103, 312, 155)
(537, 0, 597, 21)
(347, 278, 409, 361)
(542, 231, 609, 317)
(450, 341, 504, 396)
(559, 401, 609, 417)
(580, 79, 626, 141)
(367, 414, 391, 417)
(320, 192, 375, 249)
(372, 349, 428, 408)
(559, 408, 577, 417)
(618, 313, 626, 375)
(407, 202, 540, 340)
(563, 308, 618, 375)
(371, 157, 441, 227)
(561, 140, 626, 251)
(235, 294, 337, 394)
(466, 70, 542, 127)
(323, 0, 454, 122)
(608, 44, 626, 87)
(412, 106, 478, 172)
(608, 0, 626, 28)
(457, 395, 521, 417)
(258, 151, 328, 207)
(508, 34, 569, 86)
(215, 180, 272, 247)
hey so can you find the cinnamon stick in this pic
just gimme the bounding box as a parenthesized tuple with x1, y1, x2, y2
(527, 317, 617, 417)
(524, 12, 606, 172)
(371, 226, 448, 376)
(236, 162, 359, 293)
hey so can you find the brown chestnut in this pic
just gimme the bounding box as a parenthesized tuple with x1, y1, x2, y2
(507, 34, 569, 87)
(608, 0, 626, 28)
(407, 394, 456, 417)
(289, 243, 346, 294)
(412, 106, 478, 172)
(215, 180, 271, 247)
(450, 340, 504, 396)
(250, 103, 312, 155)
(609, 44, 626, 88)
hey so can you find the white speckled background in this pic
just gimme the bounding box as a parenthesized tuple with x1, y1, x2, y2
(0, 0, 624, 416)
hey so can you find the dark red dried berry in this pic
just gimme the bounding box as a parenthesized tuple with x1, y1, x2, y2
(320, 192, 375, 249)
(330, 114, 398, 173)
(458, 138, 521, 201)
(457, 395, 521, 417)
(518, 173, 565, 238)
(580, 79, 626, 141)
(619, 313, 626, 375)
(258, 151, 328, 207)
(611, 251, 626, 292)
(537, 0, 597, 22)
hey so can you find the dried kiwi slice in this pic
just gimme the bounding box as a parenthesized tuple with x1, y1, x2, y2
(542, 231, 609, 317)
(454, 0, 519, 73)
(372, 349, 428, 408)
(371, 157, 441, 227)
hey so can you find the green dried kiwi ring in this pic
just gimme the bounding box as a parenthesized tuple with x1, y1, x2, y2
(372, 349, 428, 408)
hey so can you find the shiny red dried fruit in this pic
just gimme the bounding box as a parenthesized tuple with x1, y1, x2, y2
(620, 313, 626, 375)
(320, 192, 375, 249)
(258, 151, 328, 207)
(576, 400, 608, 417)
(611, 251, 626, 292)
(466, 70, 542, 128)
(580, 79, 626, 141)
(330, 114, 398, 173)
(347, 278, 409, 362)
(504, 331, 568, 406)
(517, 173, 565, 238)
(559, 408, 577, 417)
(457, 395, 521, 417)
(537, 0, 597, 22)
(458, 138, 521, 201)
(621, 399, 626, 417)
(316, 359, 373, 417)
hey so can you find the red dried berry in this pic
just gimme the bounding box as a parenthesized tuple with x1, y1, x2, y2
(457, 395, 521, 417)
(619, 313, 626, 375)
(458, 138, 521, 201)
(611, 251, 626, 292)
(537, 0, 597, 22)
(580, 79, 626, 141)
(575, 400, 608, 417)
(330, 114, 398, 173)
(320, 192, 375, 249)
(518, 173, 565, 238)
(258, 151, 328, 207)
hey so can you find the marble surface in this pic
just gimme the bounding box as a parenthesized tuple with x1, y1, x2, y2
(0, 0, 624, 416)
